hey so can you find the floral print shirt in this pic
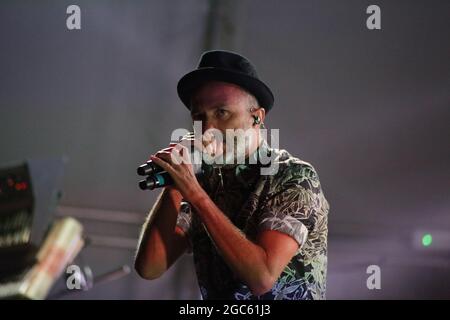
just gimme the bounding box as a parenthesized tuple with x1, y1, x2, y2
(176, 139, 330, 300)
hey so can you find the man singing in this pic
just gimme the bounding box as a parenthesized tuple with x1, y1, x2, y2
(134, 50, 330, 300)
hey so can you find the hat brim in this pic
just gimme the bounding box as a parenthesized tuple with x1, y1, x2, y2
(177, 68, 274, 113)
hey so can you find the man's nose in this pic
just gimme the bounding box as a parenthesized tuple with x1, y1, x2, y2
(202, 119, 217, 133)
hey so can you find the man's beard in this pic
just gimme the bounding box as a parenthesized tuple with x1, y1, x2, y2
(202, 131, 257, 166)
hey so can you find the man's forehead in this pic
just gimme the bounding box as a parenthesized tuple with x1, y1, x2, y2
(190, 81, 247, 112)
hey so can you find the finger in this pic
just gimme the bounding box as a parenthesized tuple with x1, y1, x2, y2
(180, 132, 194, 140)
(159, 147, 187, 166)
(150, 155, 173, 173)
(181, 148, 191, 165)
(170, 146, 184, 165)
(178, 144, 190, 156)
(176, 132, 195, 145)
(152, 147, 173, 159)
(154, 149, 172, 156)
(154, 151, 173, 164)
(181, 137, 203, 154)
(178, 138, 192, 150)
(177, 145, 192, 164)
(179, 144, 194, 165)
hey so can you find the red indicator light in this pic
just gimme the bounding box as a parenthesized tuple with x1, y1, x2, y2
(14, 182, 28, 191)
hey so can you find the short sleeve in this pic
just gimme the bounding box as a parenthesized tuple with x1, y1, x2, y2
(176, 199, 194, 253)
(257, 165, 324, 252)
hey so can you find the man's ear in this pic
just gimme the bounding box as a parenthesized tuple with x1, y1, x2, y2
(253, 107, 266, 123)
(257, 107, 266, 123)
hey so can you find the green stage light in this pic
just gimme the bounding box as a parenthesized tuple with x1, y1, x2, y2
(422, 234, 433, 247)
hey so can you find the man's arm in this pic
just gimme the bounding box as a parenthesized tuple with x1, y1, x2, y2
(134, 187, 189, 280)
(149, 146, 301, 296)
(190, 192, 300, 296)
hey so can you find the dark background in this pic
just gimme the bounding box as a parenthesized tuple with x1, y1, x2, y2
(0, 0, 449, 299)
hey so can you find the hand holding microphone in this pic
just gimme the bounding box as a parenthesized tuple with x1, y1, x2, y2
(137, 155, 173, 190)
(137, 133, 205, 202)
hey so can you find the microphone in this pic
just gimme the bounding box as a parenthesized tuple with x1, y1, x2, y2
(137, 160, 164, 176)
(139, 171, 174, 190)
(138, 167, 204, 191)
(137, 142, 203, 191)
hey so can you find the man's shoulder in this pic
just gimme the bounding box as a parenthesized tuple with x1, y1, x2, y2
(265, 147, 322, 192)
(264, 146, 330, 217)
(269, 147, 319, 178)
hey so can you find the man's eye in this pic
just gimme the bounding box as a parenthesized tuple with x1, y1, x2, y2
(217, 109, 228, 118)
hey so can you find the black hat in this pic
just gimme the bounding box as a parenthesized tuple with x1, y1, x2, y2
(177, 50, 274, 112)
